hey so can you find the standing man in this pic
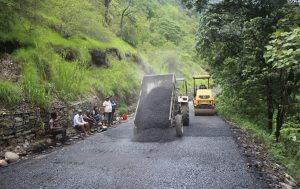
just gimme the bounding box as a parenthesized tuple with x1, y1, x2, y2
(103, 96, 112, 127)
(73, 109, 92, 136)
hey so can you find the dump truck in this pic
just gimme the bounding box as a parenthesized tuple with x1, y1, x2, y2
(134, 74, 188, 138)
(193, 75, 216, 115)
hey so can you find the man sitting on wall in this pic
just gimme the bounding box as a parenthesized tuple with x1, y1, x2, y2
(73, 109, 92, 136)
(49, 112, 67, 142)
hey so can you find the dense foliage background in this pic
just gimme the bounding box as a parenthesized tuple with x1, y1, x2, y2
(183, 0, 300, 181)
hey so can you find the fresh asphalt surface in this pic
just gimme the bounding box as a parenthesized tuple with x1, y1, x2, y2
(0, 104, 268, 189)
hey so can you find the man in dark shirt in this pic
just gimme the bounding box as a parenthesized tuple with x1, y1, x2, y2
(49, 112, 67, 141)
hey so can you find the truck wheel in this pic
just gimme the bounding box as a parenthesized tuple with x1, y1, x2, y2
(175, 114, 183, 137)
(181, 104, 189, 126)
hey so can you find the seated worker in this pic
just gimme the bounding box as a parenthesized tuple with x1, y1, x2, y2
(83, 110, 96, 128)
(92, 106, 103, 124)
(121, 113, 127, 121)
(73, 109, 92, 136)
(91, 106, 107, 131)
(48, 112, 67, 141)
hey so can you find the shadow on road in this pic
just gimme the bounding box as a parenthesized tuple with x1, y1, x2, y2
(132, 127, 178, 143)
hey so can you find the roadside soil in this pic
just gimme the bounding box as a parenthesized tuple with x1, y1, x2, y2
(0, 56, 21, 82)
(227, 120, 299, 189)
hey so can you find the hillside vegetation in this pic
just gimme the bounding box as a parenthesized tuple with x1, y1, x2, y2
(183, 0, 300, 182)
(0, 0, 204, 109)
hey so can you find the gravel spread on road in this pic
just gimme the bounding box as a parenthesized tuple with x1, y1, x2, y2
(0, 103, 270, 189)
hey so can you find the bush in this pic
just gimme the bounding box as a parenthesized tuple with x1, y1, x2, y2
(117, 102, 129, 116)
(22, 62, 51, 107)
(51, 60, 87, 100)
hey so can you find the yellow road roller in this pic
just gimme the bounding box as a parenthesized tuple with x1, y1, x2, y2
(193, 75, 216, 116)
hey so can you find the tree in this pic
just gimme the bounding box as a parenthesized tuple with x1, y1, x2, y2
(184, 0, 300, 140)
(264, 28, 300, 140)
(104, 0, 112, 25)
(119, 0, 133, 39)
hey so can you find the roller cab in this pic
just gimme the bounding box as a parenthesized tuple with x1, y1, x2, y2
(193, 75, 216, 116)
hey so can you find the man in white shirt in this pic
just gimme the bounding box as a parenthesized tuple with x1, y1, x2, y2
(73, 109, 92, 136)
(103, 96, 112, 127)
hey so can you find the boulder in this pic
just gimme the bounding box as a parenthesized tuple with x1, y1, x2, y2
(45, 138, 53, 145)
(0, 159, 8, 167)
(279, 182, 293, 189)
(4, 152, 19, 162)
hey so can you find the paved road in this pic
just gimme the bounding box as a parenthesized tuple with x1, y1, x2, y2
(0, 106, 268, 189)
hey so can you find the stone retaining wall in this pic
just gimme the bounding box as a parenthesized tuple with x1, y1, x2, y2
(0, 101, 92, 152)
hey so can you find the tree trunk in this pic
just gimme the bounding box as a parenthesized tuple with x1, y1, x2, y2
(119, 0, 132, 39)
(266, 80, 274, 133)
(275, 70, 288, 142)
(120, 12, 125, 39)
(104, 0, 111, 25)
(275, 104, 285, 142)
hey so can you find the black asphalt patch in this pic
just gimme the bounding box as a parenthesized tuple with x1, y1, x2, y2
(0, 102, 270, 189)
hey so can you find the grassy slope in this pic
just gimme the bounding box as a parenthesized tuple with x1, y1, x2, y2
(217, 93, 300, 182)
(0, 0, 205, 109)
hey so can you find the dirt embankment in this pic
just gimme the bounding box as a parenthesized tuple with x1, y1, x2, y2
(0, 56, 21, 82)
(227, 120, 299, 189)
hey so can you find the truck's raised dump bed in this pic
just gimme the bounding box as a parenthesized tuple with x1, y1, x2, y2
(134, 74, 175, 133)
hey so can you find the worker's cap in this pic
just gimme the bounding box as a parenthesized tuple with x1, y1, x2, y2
(77, 109, 82, 113)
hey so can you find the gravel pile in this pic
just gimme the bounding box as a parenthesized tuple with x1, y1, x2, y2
(134, 74, 175, 141)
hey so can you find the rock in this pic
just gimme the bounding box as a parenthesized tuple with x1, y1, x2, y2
(64, 141, 71, 145)
(284, 173, 296, 183)
(284, 174, 297, 187)
(56, 143, 62, 147)
(279, 182, 293, 189)
(4, 152, 19, 162)
(14, 117, 23, 122)
(270, 175, 279, 181)
(274, 163, 283, 170)
(251, 160, 262, 168)
(246, 162, 251, 168)
(23, 140, 30, 149)
(31, 142, 46, 153)
(0, 159, 8, 167)
(15, 148, 27, 156)
(45, 138, 53, 145)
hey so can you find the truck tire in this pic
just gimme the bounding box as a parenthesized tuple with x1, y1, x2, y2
(175, 114, 183, 137)
(181, 104, 189, 126)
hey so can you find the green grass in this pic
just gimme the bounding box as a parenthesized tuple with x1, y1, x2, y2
(0, 80, 21, 106)
(218, 105, 300, 183)
(22, 61, 52, 107)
